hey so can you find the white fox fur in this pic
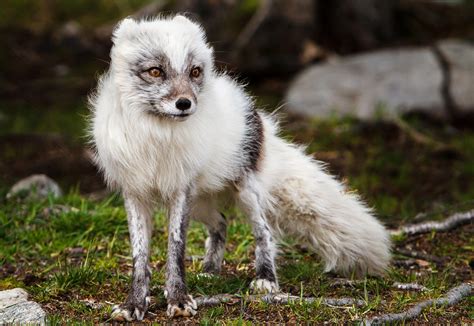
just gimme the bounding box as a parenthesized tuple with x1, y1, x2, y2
(90, 15, 390, 320)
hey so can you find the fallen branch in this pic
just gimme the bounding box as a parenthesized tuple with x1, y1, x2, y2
(392, 282, 428, 292)
(390, 209, 474, 236)
(395, 248, 444, 264)
(362, 283, 473, 325)
(330, 279, 429, 292)
(392, 115, 448, 151)
(232, 0, 273, 59)
(195, 293, 365, 308)
(392, 259, 418, 268)
(94, 0, 167, 39)
(329, 279, 364, 287)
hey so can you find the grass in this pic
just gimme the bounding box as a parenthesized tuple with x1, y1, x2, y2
(1, 96, 473, 323)
(1, 114, 474, 323)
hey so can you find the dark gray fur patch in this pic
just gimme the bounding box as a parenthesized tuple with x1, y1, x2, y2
(253, 223, 277, 282)
(242, 109, 264, 172)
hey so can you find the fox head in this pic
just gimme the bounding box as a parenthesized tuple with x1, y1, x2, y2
(110, 15, 214, 120)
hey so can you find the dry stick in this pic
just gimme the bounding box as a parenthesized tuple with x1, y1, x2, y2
(392, 259, 418, 268)
(392, 282, 428, 292)
(361, 283, 473, 325)
(232, 0, 273, 59)
(195, 293, 365, 308)
(392, 115, 448, 150)
(330, 279, 428, 292)
(395, 248, 444, 264)
(329, 279, 364, 287)
(94, 0, 166, 39)
(390, 209, 474, 236)
(130, 1, 167, 19)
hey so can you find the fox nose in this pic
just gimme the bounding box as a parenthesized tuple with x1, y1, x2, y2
(175, 98, 192, 111)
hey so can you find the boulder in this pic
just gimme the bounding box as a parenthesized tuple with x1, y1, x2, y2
(438, 40, 474, 114)
(0, 288, 46, 325)
(285, 40, 474, 119)
(6, 174, 63, 200)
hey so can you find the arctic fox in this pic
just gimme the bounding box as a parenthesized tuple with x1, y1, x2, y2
(90, 15, 391, 321)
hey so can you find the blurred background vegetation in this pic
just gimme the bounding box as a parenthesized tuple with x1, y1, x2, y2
(1, 0, 474, 219)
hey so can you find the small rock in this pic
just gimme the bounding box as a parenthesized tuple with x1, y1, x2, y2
(6, 174, 63, 200)
(79, 298, 103, 310)
(0, 288, 46, 325)
(0, 288, 28, 309)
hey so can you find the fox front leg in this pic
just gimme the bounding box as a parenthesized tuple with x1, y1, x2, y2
(111, 195, 153, 321)
(165, 188, 197, 318)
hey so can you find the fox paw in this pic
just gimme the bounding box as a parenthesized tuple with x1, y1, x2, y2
(166, 295, 197, 318)
(110, 296, 151, 321)
(250, 279, 279, 294)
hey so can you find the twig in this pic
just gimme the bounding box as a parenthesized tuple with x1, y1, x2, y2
(94, 0, 166, 39)
(395, 248, 443, 264)
(392, 282, 428, 292)
(361, 283, 473, 325)
(392, 115, 448, 150)
(195, 293, 365, 308)
(195, 294, 237, 306)
(392, 259, 418, 268)
(130, 1, 166, 19)
(390, 209, 474, 236)
(232, 0, 273, 59)
(330, 279, 429, 292)
(329, 279, 364, 287)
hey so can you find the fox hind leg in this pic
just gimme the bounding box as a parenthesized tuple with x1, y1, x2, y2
(191, 200, 227, 275)
(238, 174, 279, 293)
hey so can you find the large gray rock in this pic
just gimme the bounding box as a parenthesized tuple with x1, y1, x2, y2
(6, 174, 63, 200)
(0, 288, 46, 325)
(285, 40, 474, 119)
(438, 40, 474, 113)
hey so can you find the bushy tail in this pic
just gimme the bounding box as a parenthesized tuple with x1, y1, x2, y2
(263, 132, 391, 276)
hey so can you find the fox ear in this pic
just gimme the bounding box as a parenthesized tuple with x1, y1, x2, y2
(112, 17, 138, 44)
(173, 14, 194, 25)
(173, 14, 207, 41)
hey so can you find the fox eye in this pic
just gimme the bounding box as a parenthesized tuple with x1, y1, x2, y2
(190, 67, 201, 78)
(147, 67, 163, 78)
